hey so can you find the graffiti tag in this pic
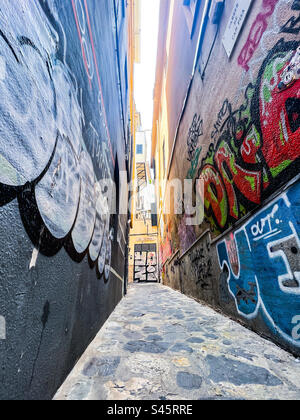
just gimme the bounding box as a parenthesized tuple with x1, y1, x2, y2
(238, 0, 279, 71)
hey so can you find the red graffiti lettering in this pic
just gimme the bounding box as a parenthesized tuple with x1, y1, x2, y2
(240, 127, 261, 165)
(198, 41, 299, 234)
(201, 164, 228, 230)
(215, 142, 261, 214)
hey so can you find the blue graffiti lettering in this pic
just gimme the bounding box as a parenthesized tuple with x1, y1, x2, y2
(217, 181, 300, 346)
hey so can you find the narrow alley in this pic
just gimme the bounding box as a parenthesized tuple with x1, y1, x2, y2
(0, 0, 299, 403)
(54, 283, 300, 401)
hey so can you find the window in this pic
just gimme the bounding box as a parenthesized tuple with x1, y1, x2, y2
(152, 158, 156, 179)
(151, 203, 158, 227)
(136, 144, 143, 155)
(183, 0, 199, 37)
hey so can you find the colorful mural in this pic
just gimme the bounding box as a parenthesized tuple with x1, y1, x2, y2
(217, 181, 300, 346)
(157, 0, 300, 355)
(0, 1, 115, 280)
(0, 0, 131, 400)
(197, 40, 300, 234)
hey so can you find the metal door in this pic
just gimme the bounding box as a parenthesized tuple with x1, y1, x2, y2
(134, 244, 157, 282)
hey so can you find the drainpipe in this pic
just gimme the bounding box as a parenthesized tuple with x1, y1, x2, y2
(112, 0, 128, 150)
(192, 0, 212, 76)
(124, 211, 130, 295)
(112, 1, 132, 295)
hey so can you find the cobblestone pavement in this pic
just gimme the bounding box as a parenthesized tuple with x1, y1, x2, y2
(54, 283, 300, 400)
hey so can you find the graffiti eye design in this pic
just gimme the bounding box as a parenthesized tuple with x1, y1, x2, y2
(278, 70, 294, 91)
(277, 47, 300, 92)
(284, 70, 294, 85)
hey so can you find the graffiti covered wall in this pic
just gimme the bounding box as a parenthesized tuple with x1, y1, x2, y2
(218, 182, 300, 348)
(199, 39, 300, 235)
(160, 0, 300, 355)
(0, 0, 129, 399)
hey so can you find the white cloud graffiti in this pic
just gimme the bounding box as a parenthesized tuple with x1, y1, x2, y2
(0, 1, 113, 279)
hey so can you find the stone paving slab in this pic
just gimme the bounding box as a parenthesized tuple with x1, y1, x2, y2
(54, 284, 300, 400)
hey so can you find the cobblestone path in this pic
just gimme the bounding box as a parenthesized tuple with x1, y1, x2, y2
(54, 283, 300, 400)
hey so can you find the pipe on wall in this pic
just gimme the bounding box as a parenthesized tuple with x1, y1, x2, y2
(192, 0, 212, 76)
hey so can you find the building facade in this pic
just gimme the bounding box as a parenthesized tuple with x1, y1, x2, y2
(0, 0, 137, 399)
(129, 130, 158, 283)
(152, 0, 300, 355)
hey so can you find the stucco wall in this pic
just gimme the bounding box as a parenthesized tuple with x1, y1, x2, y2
(161, 0, 300, 355)
(0, 0, 128, 400)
